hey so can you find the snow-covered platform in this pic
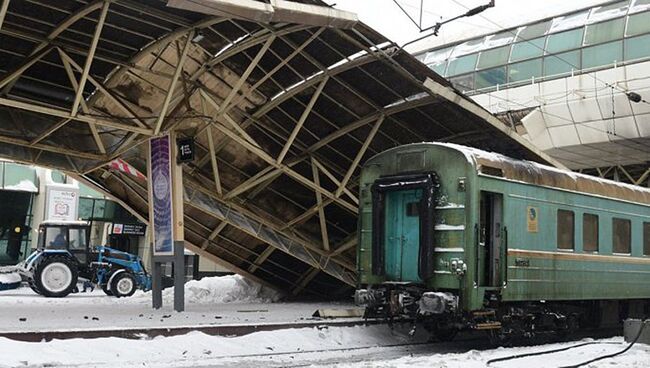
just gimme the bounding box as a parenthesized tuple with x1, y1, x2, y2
(0, 275, 358, 337)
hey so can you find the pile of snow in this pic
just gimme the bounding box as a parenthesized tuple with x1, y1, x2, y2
(0, 272, 21, 285)
(156, 275, 281, 304)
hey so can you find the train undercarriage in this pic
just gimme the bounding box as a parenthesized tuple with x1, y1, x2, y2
(356, 283, 648, 345)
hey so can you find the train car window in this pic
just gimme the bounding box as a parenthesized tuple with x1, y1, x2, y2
(613, 218, 631, 254)
(557, 209, 575, 250)
(583, 214, 599, 252)
(643, 222, 650, 256)
(406, 202, 419, 217)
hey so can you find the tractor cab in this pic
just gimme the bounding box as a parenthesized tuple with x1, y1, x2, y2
(37, 221, 91, 263)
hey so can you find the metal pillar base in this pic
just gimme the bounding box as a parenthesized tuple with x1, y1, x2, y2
(624, 319, 650, 344)
(151, 241, 185, 312)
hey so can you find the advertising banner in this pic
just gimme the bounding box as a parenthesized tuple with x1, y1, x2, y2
(46, 187, 79, 221)
(112, 223, 146, 236)
(150, 135, 174, 255)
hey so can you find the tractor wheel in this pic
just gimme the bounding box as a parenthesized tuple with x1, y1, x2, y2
(101, 282, 113, 296)
(33, 255, 78, 297)
(110, 272, 136, 298)
(28, 281, 41, 295)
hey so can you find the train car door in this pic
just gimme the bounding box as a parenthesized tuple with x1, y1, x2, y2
(384, 189, 422, 282)
(479, 192, 503, 287)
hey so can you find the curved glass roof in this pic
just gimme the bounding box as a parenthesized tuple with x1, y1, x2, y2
(415, 0, 650, 93)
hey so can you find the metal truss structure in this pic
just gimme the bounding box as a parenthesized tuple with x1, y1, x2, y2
(580, 164, 650, 188)
(0, 0, 559, 295)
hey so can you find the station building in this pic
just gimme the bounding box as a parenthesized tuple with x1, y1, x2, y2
(413, 0, 650, 186)
(0, 161, 148, 266)
(0, 161, 223, 279)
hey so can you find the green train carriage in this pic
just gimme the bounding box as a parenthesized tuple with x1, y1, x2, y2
(355, 142, 650, 340)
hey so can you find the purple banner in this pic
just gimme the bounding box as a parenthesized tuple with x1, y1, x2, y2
(150, 135, 174, 255)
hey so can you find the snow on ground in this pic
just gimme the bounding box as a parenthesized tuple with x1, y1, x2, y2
(0, 325, 423, 368)
(324, 337, 650, 368)
(0, 325, 647, 368)
(3, 276, 646, 367)
(0, 276, 341, 333)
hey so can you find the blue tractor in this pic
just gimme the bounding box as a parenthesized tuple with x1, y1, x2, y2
(18, 221, 151, 298)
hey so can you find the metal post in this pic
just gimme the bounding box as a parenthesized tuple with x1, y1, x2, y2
(173, 240, 185, 312)
(152, 260, 162, 309)
(170, 130, 185, 312)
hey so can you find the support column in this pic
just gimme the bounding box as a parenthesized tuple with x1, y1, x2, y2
(148, 132, 185, 312)
(170, 130, 185, 312)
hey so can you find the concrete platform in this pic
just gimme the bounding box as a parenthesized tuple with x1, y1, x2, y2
(0, 287, 357, 334)
(624, 319, 650, 345)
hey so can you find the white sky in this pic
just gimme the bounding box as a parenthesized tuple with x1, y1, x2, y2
(328, 0, 609, 52)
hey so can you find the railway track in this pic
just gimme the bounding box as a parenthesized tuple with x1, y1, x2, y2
(48, 332, 486, 368)
(0, 314, 621, 343)
(0, 321, 624, 368)
(0, 318, 379, 342)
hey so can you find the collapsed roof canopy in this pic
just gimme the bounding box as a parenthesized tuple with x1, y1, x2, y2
(0, 0, 558, 295)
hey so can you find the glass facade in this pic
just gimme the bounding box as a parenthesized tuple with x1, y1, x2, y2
(625, 34, 650, 60)
(79, 197, 139, 222)
(584, 18, 625, 45)
(510, 37, 545, 62)
(447, 53, 477, 76)
(582, 41, 623, 69)
(417, 1, 650, 93)
(543, 50, 581, 76)
(476, 67, 506, 89)
(509, 59, 543, 82)
(546, 28, 584, 53)
(626, 11, 650, 35)
(477, 45, 510, 69)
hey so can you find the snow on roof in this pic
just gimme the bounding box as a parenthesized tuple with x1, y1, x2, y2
(3, 179, 38, 193)
(442, 142, 650, 205)
(373, 142, 650, 205)
(41, 220, 89, 226)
